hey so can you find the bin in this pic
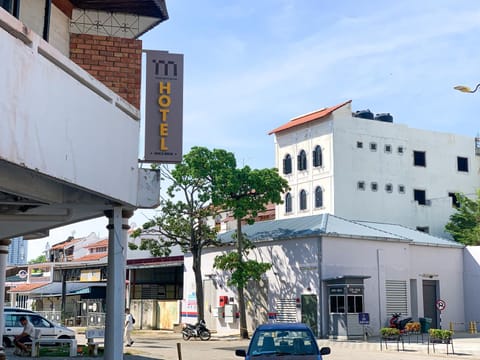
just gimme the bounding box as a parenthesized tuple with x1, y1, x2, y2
(419, 317, 432, 333)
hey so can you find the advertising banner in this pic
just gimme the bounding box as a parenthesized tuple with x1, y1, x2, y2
(144, 50, 184, 163)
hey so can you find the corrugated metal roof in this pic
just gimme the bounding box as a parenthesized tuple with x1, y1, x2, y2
(11, 282, 107, 295)
(217, 214, 463, 248)
(268, 100, 351, 135)
(357, 221, 463, 248)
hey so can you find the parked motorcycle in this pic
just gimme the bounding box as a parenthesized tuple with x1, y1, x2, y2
(182, 320, 211, 341)
(389, 313, 413, 331)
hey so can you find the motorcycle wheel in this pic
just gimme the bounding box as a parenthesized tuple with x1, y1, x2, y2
(182, 332, 191, 340)
(199, 330, 211, 341)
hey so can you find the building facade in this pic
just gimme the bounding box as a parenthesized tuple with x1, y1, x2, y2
(269, 100, 480, 238)
(1, 2, 168, 357)
(7, 237, 27, 265)
(183, 214, 466, 338)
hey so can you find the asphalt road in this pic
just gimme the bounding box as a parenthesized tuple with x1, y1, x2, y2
(4, 330, 480, 359)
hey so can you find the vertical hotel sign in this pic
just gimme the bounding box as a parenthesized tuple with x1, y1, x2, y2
(144, 51, 184, 163)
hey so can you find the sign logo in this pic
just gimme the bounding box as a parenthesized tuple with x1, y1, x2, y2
(144, 51, 184, 163)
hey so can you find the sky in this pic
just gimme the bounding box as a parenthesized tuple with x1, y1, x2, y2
(28, 0, 480, 259)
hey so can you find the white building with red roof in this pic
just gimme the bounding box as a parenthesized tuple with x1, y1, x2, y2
(269, 100, 480, 238)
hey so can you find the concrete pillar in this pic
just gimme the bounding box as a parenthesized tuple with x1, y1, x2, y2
(104, 207, 133, 360)
(0, 239, 11, 351)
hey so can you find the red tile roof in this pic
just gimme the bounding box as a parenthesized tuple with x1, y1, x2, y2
(75, 253, 108, 262)
(85, 239, 108, 249)
(268, 100, 352, 135)
(51, 237, 80, 250)
(10, 282, 48, 293)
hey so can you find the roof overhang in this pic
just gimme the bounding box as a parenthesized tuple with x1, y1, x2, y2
(70, 0, 168, 19)
(70, 0, 169, 38)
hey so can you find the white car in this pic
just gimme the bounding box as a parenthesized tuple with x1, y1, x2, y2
(3, 311, 76, 347)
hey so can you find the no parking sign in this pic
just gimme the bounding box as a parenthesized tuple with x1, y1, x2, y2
(436, 299, 446, 311)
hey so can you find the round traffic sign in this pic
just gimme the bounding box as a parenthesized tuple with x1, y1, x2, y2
(436, 299, 446, 311)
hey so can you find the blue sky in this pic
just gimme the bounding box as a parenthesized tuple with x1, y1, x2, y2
(28, 0, 480, 259)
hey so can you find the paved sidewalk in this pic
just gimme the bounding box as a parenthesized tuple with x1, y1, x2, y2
(3, 330, 480, 359)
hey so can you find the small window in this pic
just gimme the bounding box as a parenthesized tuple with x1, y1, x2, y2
(357, 181, 366, 190)
(369, 142, 377, 151)
(397, 146, 404, 154)
(414, 189, 426, 205)
(312, 145, 322, 167)
(330, 295, 345, 313)
(297, 150, 307, 171)
(385, 183, 393, 193)
(371, 182, 378, 191)
(299, 190, 307, 210)
(315, 186, 323, 208)
(398, 185, 405, 194)
(357, 141, 363, 149)
(448, 192, 459, 208)
(285, 193, 292, 213)
(384, 144, 392, 153)
(283, 154, 292, 174)
(416, 226, 429, 233)
(413, 151, 426, 167)
(457, 157, 469, 172)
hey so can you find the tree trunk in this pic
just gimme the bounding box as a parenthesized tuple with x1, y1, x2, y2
(192, 247, 204, 322)
(237, 218, 249, 339)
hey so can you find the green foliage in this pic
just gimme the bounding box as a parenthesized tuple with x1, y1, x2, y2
(210, 165, 290, 223)
(213, 238, 271, 287)
(429, 328, 453, 340)
(28, 254, 46, 264)
(380, 327, 400, 337)
(445, 190, 480, 245)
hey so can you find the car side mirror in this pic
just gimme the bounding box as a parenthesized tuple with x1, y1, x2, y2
(235, 349, 247, 357)
(320, 347, 331, 355)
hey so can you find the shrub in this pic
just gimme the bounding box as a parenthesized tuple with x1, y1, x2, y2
(380, 327, 400, 337)
(429, 329, 453, 340)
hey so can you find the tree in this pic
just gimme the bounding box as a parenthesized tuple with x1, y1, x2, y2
(28, 254, 46, 264)
(130, 147, 235, 321)
(445, 190, 480, 245)
(212, 165, 290, 339)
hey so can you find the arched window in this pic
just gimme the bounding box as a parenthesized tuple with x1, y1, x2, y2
(313, 145, 322, 167)
(297, 150, 307, 171)
(283, 154, 292, 174)
(315, 186, 323, 208)
(299, 190, 307, 210)
(285, 193, 292, 213)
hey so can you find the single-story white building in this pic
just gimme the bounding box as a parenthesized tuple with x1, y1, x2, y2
(182, 214, 466, 338)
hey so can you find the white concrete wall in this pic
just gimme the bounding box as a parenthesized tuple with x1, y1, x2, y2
(0, 13, 141, 206)
(463, 246, 480, 324)
(273, 102, 480, 238)
(184, 234, 464, 336)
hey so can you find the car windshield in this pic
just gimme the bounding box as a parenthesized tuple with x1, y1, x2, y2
(249, 329, 318, 356)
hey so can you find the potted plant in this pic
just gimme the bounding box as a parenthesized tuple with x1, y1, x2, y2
(428, 329, 453, 343)
(404, 321, 421, 334)
(380, 327, 400, 340)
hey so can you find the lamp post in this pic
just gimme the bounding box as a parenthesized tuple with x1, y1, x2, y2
(454, 84, 480, 93)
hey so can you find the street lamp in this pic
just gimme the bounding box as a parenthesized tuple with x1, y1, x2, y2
(454, 83, 480, 93)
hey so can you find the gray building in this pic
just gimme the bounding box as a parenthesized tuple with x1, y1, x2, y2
(8, 237, 27, 266)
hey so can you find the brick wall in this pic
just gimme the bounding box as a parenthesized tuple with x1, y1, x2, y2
(70, 34, 142, 109)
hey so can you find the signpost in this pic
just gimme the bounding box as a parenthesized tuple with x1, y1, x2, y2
(359, 313, 370, 341)
(436, 299, 446, 329)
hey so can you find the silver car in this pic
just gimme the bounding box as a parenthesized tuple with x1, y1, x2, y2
(2, 311, 76, 347)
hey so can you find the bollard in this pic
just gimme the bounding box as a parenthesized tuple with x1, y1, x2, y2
(475, 321, 478, 334)
(449, 322, 454, 332)
(177, 342, 183, 360)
